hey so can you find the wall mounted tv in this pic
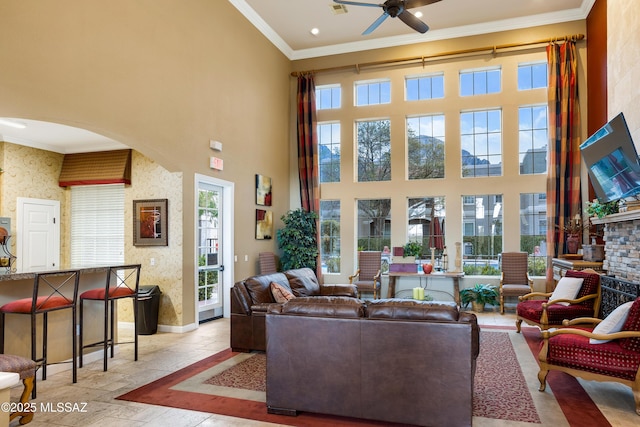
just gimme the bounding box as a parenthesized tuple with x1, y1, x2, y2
(580, 112, 640, 203)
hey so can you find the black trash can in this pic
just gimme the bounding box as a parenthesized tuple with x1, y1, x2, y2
(137, 285, 161, 335)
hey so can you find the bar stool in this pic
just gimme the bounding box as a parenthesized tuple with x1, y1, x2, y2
(0, 354, 37, 424)
(79, 264, 141, 371)
(0, 270, 81, 398)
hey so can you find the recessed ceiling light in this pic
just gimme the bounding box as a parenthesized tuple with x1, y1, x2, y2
(0, 119, 27, 129)
(310, 28, 320, 36)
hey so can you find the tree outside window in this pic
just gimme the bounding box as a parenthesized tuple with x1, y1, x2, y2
(357, 199, 391, 251)
(357, 120, 391, 182)
(407, 114, 445, 180)
(320, 200, 341, 273)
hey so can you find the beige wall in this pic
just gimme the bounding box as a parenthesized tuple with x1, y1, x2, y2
(608, 0, 640, 138)
(0, 1, 291, 327)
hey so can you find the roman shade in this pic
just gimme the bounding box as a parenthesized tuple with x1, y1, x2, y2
(59, 149, 131, 187)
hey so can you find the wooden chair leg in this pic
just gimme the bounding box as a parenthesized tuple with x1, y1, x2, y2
(9, 376, 35, 425)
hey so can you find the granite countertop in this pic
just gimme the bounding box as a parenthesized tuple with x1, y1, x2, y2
(0, 266, 111, 282)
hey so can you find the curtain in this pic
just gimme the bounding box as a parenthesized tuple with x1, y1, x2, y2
(545, 39, 581, 291)
(296, 74, 321, 277)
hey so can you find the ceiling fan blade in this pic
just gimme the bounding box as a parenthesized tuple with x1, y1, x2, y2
(404, 0, 442, 9)
(398, 10, 429, 33)
(363, 12, 390, 35)
(333, 0, 383, 8)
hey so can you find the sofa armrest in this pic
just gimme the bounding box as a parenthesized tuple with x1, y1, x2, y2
(320, 284, 358, 297)
(231, 283, 252, 315)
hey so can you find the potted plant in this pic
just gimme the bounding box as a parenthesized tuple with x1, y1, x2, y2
(276, 208, 318, 271)
(403, 241, 423, 259)
(459, 284, 499, 312)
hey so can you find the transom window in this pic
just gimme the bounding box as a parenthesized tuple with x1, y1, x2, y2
(316, 84, 341, 110)
(406, 73, 444, 101)
(460, 68, 501, 96)
(518, 62, 547, 90)
(355, 80, 391, 106)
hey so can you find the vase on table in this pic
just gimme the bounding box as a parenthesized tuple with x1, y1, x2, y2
(566, 234, 580, 254)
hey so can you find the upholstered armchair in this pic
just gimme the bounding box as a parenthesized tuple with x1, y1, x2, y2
(349, 251, 382, 299)
(499, 252, 533, 314)
(538, 297, 640, 415)
(516, 269, 601, 333)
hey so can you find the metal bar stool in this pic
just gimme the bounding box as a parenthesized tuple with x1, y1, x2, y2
(0, 270, 81, 398)
(79, 264, 141, 371)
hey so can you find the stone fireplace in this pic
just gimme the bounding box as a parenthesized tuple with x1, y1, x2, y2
(592, 210, 640, 283)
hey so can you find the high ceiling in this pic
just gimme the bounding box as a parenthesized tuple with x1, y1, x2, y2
(0, 0, 595, 153)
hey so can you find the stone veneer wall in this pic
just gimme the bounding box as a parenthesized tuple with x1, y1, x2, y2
(602, 216, 640, 283)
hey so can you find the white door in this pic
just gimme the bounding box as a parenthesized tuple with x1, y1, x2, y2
(17, 197, 60, 272)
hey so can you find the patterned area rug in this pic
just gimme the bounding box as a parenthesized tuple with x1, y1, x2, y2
(116, 327, 609, 426)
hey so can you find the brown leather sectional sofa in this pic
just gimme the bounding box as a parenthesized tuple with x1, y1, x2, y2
(266, 297, 479, 427)
(230, 267, 357, 352)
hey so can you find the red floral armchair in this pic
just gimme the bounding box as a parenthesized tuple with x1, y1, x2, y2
(515, 269, 601, 333)
(538, 297, 640, 415)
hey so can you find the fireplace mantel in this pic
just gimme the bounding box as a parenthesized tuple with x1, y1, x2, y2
(590, 209, 640, 225)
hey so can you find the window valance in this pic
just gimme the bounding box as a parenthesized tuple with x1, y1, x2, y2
(59, 149, 131, 187)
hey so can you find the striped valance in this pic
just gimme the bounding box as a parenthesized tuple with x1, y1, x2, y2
(59, 149, 131, 187)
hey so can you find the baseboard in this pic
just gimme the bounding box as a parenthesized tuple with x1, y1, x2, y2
(117, 321, 198, 334)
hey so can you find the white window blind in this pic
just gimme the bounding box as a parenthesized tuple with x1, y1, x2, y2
(71, 184, 125, 267)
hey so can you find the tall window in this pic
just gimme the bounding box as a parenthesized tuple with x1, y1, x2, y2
(316, 84, 341, 109)
(357, 119, 391, 182)
(520, 193, 547, 275)
(460, 109, 502, 177)
(519, 105, 548, 174)
(355, 80, 391, 106)
(408, 197, 445, 258)
(461, 194, 502, 274)
(320, 200, 340, 273)
(71, 184, 124, 267)
(407, 114, 445, 179)
(357, 199, 391, 251)
(460, 68, 501, 96)
(518, 62, 547, 90)
(406, 73, 444, 101)
(318, 122, 341, 182)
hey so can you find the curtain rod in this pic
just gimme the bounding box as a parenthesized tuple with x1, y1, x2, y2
(290, 34, 584, 77)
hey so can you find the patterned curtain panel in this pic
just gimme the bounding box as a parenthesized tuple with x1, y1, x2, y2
(296, 74, 321, 278)
(546, 40, 582, 290)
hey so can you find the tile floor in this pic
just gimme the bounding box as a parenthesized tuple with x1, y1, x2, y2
(7, 308, 638, 426)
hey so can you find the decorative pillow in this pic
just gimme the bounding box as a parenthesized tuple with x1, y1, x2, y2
(590, 301, 633, 344)
(549, 277, 583, 306)
(271, 282, 295, 303)
(619, 298, 640, 352)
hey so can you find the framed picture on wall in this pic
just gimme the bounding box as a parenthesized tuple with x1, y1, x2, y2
(256, 209, 273, 240)
(133, 199, 168, 246)
(256, 174, 272, 206)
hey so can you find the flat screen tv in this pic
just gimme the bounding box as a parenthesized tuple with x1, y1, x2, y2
(580, 112, 640, 203)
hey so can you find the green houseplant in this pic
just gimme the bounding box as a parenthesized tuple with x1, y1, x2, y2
(276, 208, 318, 271)
(459, 284, 499, 312)
(403, 241, 423, 258)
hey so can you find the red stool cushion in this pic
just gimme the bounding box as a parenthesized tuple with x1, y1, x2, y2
(80, 287, 135, 300)
(0, 296, 73, 313)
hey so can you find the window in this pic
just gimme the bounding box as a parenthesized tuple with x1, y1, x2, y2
(407, 114, 445, 180)
(71, 184, 124, 267)
(316, 84, 341, 110)
(518, 62, 547, 90)
(460, 109, 502, 177)
(520, 193, 547, 275)
(519, 105, 548, 174)
(461, 194, 502, 275)
(357, 119, 391, 182)
(406, 73, 444, 101)
(320, 200, 340, 273)
(407, 197, 445, 258)
(460, 68, 501, 96)
(318, 122, 341, 182)
(355, 80, 391, 106)
(357, 199, 391, 251)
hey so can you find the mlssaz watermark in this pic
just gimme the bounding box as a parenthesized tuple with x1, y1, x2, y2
(1, 401, 89, 413)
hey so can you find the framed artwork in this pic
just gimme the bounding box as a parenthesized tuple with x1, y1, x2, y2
(133, 199, 168, 246)
(256, 174, 272, 206)
(256, 209, 273, 240)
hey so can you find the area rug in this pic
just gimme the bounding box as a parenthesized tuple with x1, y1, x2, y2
(116, 328, 606, 426)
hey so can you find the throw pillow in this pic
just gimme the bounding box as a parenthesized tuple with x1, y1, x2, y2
(271, 282, 295, 303)
(549, 277, 583, 306)
(589, 301, 633, 344)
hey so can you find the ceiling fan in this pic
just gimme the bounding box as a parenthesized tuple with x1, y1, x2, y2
(333, 0, 442, 35)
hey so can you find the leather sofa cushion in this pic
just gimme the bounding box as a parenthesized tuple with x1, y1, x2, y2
(244, 272, 290, 304)
(280, 296, 365, 318)
(366, 299, 459, 321)
(285, 268, 321, 296)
